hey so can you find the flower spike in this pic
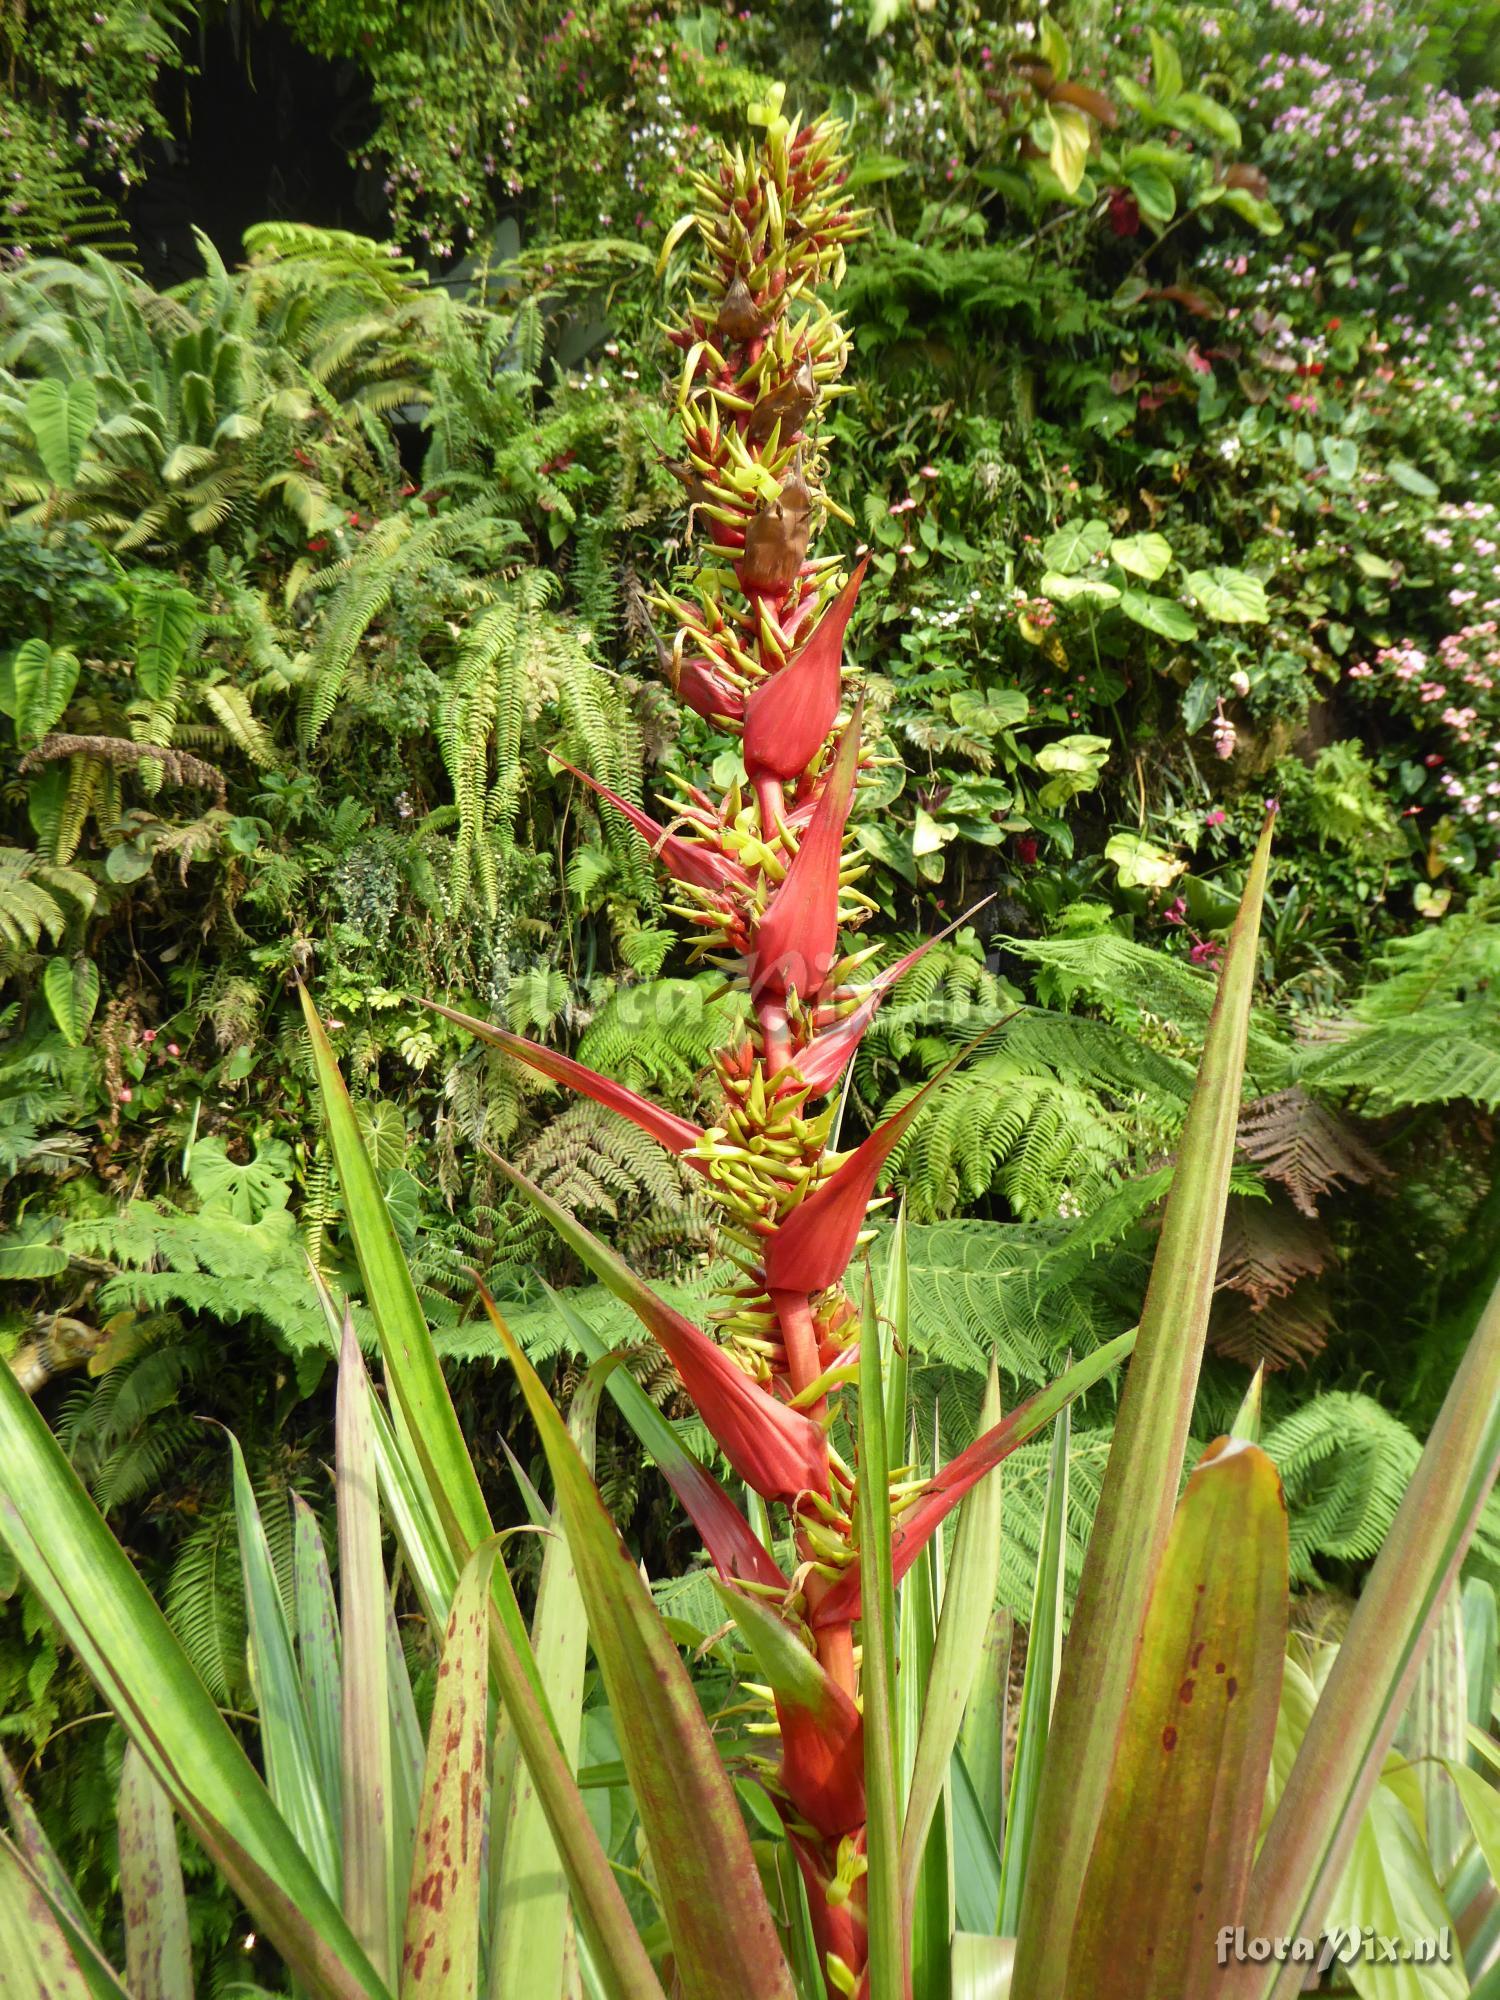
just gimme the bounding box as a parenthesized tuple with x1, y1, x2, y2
(484, 1147, 828, 1504)
(792, 897, 998, 1096)
(764, 1028, 1001, 1297)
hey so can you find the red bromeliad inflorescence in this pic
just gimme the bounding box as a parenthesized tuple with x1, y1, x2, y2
(438, 93, 1025, 1997)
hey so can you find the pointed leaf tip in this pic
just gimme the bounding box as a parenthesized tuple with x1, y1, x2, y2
(766, 1023, 999, 1295)
(750, 704, 863, 1002)
(424, 1003, 707, 1161)
(744, 557, 869, 782)
(551, 752, 742, 894)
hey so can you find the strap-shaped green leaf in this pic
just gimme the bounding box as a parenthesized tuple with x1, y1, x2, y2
(401, 1537, 501, 1999)
(997, 1405, 1068, 1935)
(902, 1365, 1004, 1997)
(1240, 1272, 1500, 1998)
(119, 1744, 194, 2000)
(299, 988, 547, 1722)
(0, 1363, 387, 1999)
(858, 1267, 905, 2000)
(337, 1315, 398, 1982)
(1065, 1439, 1287, 1999)
(1012, 812, 1275, 2000)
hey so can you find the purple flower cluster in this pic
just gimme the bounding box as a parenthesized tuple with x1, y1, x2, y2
(1248, 0, 1500, 237)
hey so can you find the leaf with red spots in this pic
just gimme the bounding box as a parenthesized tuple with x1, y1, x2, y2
(402, 1534, 503, 2000)
(1013, 813, 1278, 2000)
(119, 1744, 193, 2000)
(1064, 1438, 1287, 2000)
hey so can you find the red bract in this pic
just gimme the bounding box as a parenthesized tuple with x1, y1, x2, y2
(484, 1150, 828, 1506)
(675, 653, 746, 725)
(764, 1034, 994, 1295)
(549, 753, 743, 895)
(792, 899, 995, 1095)
(743, 557, 868, 782)
(775, 1684, 866, 1837)
(423, 1003, 708, 1162)
(749, 707, 862, 1001)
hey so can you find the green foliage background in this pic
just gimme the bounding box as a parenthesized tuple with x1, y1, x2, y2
(3, 0, 1500, 1975)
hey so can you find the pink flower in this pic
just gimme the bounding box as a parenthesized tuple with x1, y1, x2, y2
(1205, 808, 1227, 826)
(141, 1029, 156, 1045)
(918, 465, 940, 479)
(118, 1088, 133, 1103)
(166, 1043, 181, 1056)
(1189, 939, 1224, 965)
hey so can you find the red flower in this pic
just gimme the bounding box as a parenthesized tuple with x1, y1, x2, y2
(1107, 188, 1141, 237)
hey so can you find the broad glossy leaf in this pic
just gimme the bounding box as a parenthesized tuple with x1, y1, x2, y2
(1039, 571, 1119, 607)
(1184, 566, 1269, 625)
(27, 375, 96, 488)
(1118, 588, 1198, 641)
(1109, 532, 1173, 582)
(1065, 1439, 1287, 1999)
(1040, 519, 1110, 576)
(1012, 813, 1275, 2000)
